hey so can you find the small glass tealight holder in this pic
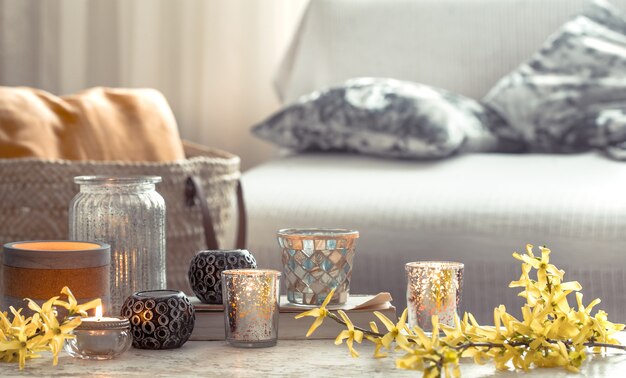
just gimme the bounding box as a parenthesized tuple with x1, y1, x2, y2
(222, 269, 281, 348)
(64, 306, 132, 360)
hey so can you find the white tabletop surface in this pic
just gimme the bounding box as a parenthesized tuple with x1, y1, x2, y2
(6, 336, 626, 378)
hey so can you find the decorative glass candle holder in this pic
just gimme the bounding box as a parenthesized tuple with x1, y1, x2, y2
(188, 249, 257, 304)
(222, 269, 281, 348)
(64, 306, 132, 360)
(2, 240, 110, 314)
(406, 261, 464, 331)
(277, 228, 359, 306)
(69, 176, 166, 314)
(120, 290, 195, 349)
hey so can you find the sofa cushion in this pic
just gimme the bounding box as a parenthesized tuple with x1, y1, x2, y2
(483, 0, 626, 154)
(252, 78, 503, 159)
(0, 86, 185, 162)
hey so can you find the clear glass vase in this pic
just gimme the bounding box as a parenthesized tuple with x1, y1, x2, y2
(69, 176, 166, 314)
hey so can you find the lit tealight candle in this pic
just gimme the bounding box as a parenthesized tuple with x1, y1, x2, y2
(64, 305, 132, 360)
(81, 305, 120, 323)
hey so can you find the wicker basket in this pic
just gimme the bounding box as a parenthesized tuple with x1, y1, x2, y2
(0, 141, 241, 294)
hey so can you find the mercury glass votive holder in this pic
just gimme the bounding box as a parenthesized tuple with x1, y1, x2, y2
(64, 317, 132, 360)
(277, 228, 359, 306)
(221, 269, 281, 348)
(406, 261, 464, 331)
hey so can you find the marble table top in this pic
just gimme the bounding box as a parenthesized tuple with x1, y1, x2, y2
(6, 338, 626, 377)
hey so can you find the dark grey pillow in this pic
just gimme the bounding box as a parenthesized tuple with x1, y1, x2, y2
(483, 0, 626, 153)
(252, 78, 502, 159)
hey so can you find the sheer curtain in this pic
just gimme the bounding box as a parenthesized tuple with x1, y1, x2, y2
(0, 0, 307, 170)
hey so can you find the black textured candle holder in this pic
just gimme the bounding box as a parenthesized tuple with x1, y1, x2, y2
(188, 249, 257, 304)
(121, 290, 195, 349)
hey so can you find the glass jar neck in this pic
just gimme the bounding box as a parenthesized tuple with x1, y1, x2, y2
(75, 176, 161, 194)
(79, 183, 156, 193)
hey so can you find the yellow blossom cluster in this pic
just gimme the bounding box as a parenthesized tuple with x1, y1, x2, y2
(0, 286, 101, 369)
(296, 244, 626, 377)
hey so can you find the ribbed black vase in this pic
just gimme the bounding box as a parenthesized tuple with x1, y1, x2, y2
(121, 290, 195, 349)
(188, 249, 257, 304)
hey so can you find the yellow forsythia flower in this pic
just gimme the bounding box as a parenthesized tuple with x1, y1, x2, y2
(0, 287, 100, 369)
(294, 288, 336, 337)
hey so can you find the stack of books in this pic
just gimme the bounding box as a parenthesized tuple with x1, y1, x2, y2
(190, 292, 397, 340)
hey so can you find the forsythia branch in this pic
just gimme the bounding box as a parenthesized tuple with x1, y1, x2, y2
(0, 287, 101, 370)
(296, 244, 626, 378)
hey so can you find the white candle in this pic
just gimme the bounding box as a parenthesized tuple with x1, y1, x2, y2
(65, 304, 132, 360)
(81, 305, 119, 323)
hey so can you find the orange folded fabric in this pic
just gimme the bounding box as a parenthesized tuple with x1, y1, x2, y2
(0, 86, 185, 162)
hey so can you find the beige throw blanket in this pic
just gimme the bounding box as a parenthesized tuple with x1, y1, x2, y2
(0, 86, 185, 162)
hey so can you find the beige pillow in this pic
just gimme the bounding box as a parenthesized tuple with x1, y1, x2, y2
(0, 86, 185, 162)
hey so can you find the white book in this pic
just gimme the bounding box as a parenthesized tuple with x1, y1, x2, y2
(190, 293, 398, 341)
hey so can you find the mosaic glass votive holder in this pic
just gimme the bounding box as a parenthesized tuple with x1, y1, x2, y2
(277, 228, 359, 306)
(406, 261, 464, 331)
(120, 290, 195, 350)
(221, 269, 281, 348)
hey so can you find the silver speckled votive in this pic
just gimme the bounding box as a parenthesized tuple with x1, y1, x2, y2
(406, 261, 464, 331)
(222, 269, 281, 348)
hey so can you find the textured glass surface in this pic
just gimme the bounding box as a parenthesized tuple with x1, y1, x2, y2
(222, 269, 281, 348)
(64, 328, 132, 360)
(277, 229, 358, 306)
(405, 261, 464, 331)
(69, 176, 166, 314)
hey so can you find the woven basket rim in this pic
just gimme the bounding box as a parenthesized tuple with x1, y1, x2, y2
(0, 141, 239, 168)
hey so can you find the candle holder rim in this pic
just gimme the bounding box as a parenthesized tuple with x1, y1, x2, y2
(221, 268, 281, 277)
(4, 240, 109, 252)
(277, 228, 359, 239)
(3, 240, 111, 269)
(194, 249, 251, 255)
(133, 289, 184, 298)
(74, 316, 130, 331)
(405, 261, 464, 270)
(74, 175, 162, 185)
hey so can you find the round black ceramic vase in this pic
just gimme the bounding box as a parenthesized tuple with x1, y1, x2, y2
(121, 290, 195, 349)
(188, 249, 257, 304)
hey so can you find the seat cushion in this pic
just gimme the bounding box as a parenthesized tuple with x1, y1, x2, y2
(241, 152, 626, 322)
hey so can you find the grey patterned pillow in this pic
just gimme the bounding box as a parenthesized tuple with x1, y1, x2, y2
(483, 0, 626, 153)
(252, 78, 503, 159)
(593, 108, 626, 159)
